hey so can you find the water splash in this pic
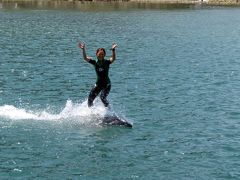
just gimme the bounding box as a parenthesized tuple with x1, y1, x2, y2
(0, 99, 109, 125)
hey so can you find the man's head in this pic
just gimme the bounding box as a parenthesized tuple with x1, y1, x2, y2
(96, 48, 106, 61)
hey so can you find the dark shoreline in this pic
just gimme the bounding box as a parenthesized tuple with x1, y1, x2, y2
(0, 0, 239, 10)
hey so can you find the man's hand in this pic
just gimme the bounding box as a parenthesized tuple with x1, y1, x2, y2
(111, 43, 117, 50)
(78, 42, 85, 50)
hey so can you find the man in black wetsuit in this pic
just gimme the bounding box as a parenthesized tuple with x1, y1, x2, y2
(78, 42, 117, 107)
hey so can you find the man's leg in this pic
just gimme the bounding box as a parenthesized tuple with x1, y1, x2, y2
(88, 85, 101, 107)
(100, 84, 111, 107)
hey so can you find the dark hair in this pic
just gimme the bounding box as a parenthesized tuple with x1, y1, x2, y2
(96, 48, 106, 56)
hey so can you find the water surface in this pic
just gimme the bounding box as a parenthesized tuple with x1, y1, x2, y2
(1, 5, 240, 179)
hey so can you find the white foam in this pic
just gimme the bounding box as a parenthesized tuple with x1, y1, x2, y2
(0, 105, 39, 120)
(0, 99, 109, 124)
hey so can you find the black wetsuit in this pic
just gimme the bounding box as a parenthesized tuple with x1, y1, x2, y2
(88, 59, 112, 107)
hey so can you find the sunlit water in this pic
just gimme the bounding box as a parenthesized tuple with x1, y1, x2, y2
(1, 5, 240, 179)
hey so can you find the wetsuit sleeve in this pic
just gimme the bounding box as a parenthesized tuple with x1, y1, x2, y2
(106, 60, 112, 65)
(88, 59, 96, 66)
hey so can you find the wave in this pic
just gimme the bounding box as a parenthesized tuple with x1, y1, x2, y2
(0, 99, 111, 125)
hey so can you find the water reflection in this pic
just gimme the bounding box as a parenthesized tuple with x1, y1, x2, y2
(0, 1, 197, 11)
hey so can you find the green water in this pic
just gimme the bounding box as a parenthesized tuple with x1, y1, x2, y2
(1, 4, 240, 179)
